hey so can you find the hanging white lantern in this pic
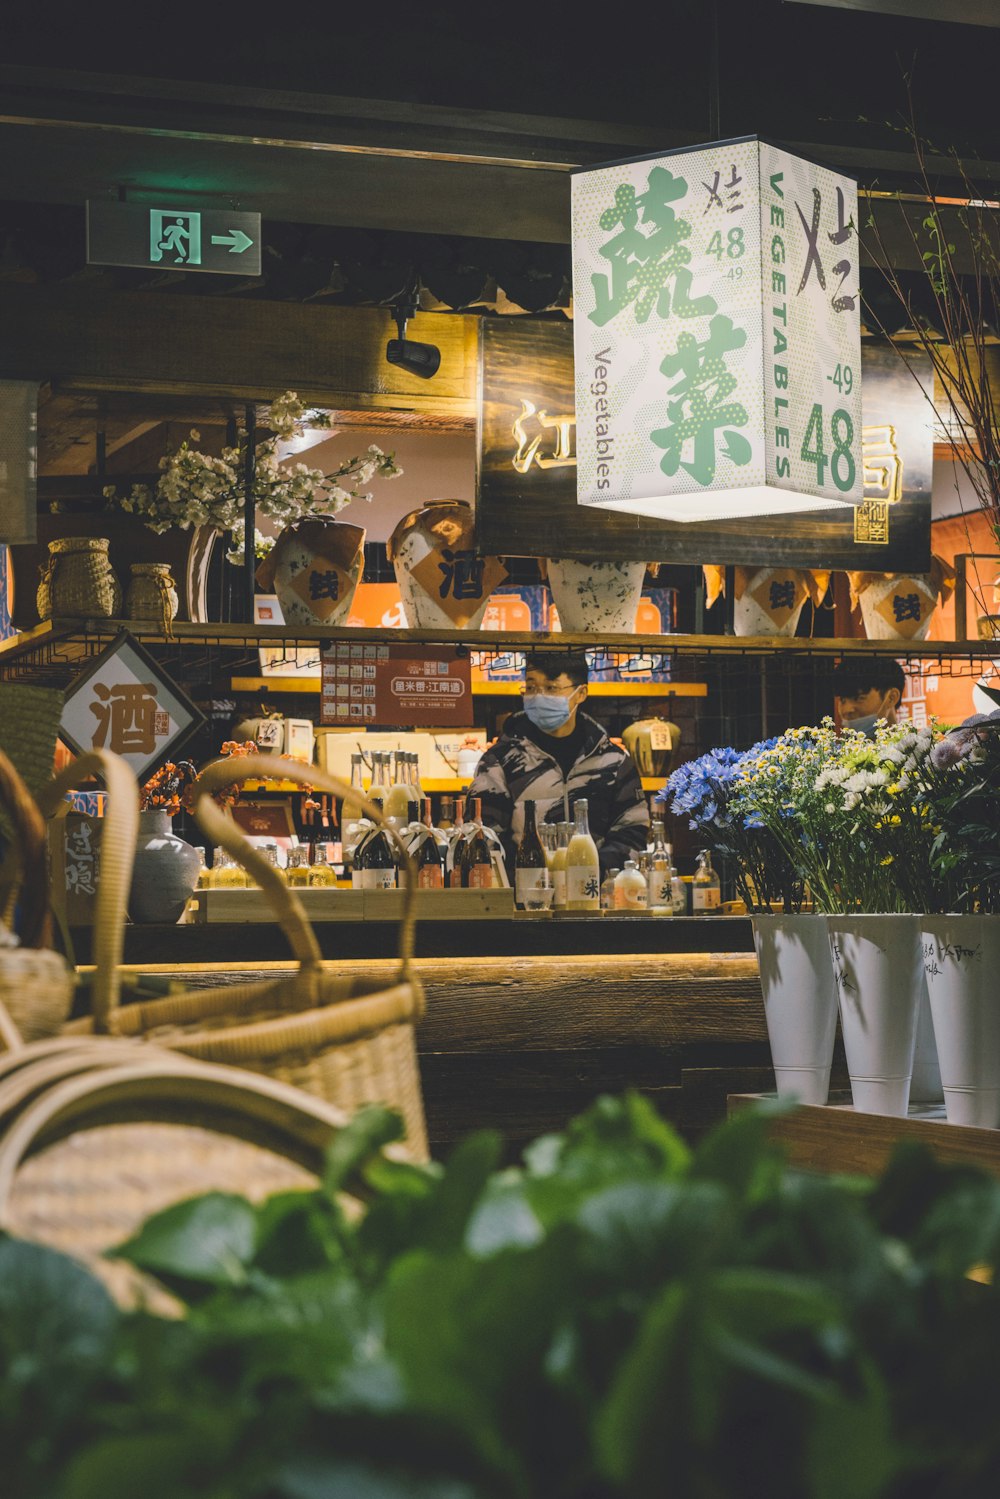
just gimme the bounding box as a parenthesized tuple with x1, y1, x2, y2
(571, 136, 863, 523)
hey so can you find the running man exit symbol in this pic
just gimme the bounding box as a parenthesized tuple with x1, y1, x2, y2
(149, 210, 202, 266)
(87, 201, 261, 276)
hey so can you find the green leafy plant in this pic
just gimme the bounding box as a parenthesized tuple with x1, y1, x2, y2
(4, 1096, 1000, 1498)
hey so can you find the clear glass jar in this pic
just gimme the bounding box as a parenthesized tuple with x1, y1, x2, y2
(285, 846, 311, 887)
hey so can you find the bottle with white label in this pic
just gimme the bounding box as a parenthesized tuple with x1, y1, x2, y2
(565, 799, 601, 911)
(515, 799, 547, 910)
(646, 820, 672, 915)
(692, 849, 721, 913)
(670, 863, 687, 916)
(613, 860, 648, 911)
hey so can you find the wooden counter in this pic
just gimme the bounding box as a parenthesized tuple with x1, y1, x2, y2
(84, 945, 777, 1156)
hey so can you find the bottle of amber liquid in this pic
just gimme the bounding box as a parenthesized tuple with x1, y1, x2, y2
(416, 798, 444, 890)
(565, 799, 600, 911)
(692, 849, 722, 913)
(285, 846, 311, 887)
(514, 799, 547, 910)
(462, 797, 494, 889)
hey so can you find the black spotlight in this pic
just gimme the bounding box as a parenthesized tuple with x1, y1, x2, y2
(386, 283, 441, 379)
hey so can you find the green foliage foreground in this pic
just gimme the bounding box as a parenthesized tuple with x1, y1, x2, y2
(4, 1095, 1000, 1499)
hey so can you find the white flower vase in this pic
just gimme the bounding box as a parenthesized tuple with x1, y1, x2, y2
(909, 972, 944, 1105)
(751, 914, 839, 1105)
(827, 914, 922, 1117)
(546, 558, 647, 633)
(921, 915, 1000, 1127)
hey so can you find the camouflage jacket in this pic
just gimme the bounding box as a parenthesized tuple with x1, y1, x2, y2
(466, 711, 649, 871)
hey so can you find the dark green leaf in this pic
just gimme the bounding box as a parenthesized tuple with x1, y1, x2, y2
(272, 1452, 489, 1499)
(324, 1107, 405, 1196)
(113, 1192, 257, 1292)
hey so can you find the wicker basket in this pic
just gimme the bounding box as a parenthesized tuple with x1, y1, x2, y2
(125, 562, 178, 632)
(0, 1052, 355, 1297)
(64, 755, 429, 1158)
(36, 537, 122, 621)
(0, 750, 75, 1042)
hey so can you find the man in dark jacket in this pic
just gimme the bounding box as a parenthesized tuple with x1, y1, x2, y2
(466, 651, 649, 871)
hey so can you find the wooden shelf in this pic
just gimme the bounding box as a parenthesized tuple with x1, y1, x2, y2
(729, 1093, 1000, 1180)
(229, 675, 707, 698)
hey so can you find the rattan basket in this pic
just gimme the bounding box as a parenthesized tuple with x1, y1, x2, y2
(0, 749, 75, 1041)
(36, 536, 122, 620)
(63, 755, 429, 1158)
(0, 1049, 356, 1300)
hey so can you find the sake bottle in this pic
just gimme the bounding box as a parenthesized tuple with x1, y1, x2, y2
(600, 868, 619, 911)
(367, 751, 389, 810)
(383, 751, 412, 826)
(550, 821, 570, 909)
(692, 849, 722, 913)
(462, 797, 494, 890)
(614, 860, 648, 911)
(363, 827, 397, 891)
(647, 820, 673, 916)
(416, 798, 444, 890)
(514, 799, 547, 910)
(565, 799, 600, 911)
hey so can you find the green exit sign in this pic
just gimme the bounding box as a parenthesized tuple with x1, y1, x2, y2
(86, 201, 262, 276)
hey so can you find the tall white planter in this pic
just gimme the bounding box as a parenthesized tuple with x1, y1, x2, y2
(827, 914, 922, 1117)
(546, 559, 647, 633)
(921, 916, 1000, 1127)
(752, 915, 839, 1105)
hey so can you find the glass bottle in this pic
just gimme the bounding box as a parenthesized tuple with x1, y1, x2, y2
(351, 820, 376, 889)
(550, 821, 570, 910)
(565, 800, 601, 911)
(208, 848, 247, 889)
(195, 846, 210, 889)
(614, 860, 648, 911)
(383, 751, 411, 825)
(416, 798, 445, 890)
(514, 799, 547, 910)
(260, 843, 287, 884)
(406, 753, 424, 821)
(285, 846, 311, 887)
(600, 867, 620, 911)
(647, 820, 673, 916)
(462, 797, 494, 890)
(363, 827, 397, 891)
(670, 864, 688, 916)
(438, 795, 456, 831)
(308, 849, 337, 887)
(341, 753, 367, 859)
(446, 803, 471, 888)
(692, 849, 722, 914)
(367, 751, 389, 810)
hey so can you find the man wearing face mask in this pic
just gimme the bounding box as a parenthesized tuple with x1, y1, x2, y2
(466, 651, 649, 871)
(831, 659, 907, 737)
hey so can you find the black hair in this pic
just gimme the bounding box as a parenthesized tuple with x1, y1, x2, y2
(830, 658, 907, 699)
(525, 651, 589, 688)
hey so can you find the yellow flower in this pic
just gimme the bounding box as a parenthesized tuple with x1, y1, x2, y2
(880, 856, 894, 866)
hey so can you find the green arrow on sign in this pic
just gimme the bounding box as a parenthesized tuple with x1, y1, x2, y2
(210, 229, 254, 254)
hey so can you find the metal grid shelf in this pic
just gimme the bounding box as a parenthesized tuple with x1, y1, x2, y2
(0, 619, 996, 689)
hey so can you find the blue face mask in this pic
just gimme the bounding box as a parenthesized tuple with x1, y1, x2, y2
(847, 712, 880, 739)
(523, 692, 573, 733)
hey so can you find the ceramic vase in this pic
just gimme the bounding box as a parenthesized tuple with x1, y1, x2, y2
(546, 558, 647, 633)
(751, 914, 840, 1105)
(733, 568, 809, 638)
(921, 915, 1000, 1127)
(388, 499, 507, 629)
(827, 914, 922, 1117)
(256, 519, 366, 628)
(129, 809, 201, 924)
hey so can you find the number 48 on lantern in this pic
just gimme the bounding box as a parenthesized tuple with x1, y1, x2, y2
(800, 404, 856, 492)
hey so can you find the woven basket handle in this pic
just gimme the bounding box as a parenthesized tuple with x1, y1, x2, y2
(191, 756, 419, 975)
(0, 1057, 357, 1231)
(0, 749, 57, 950)
(37, 751, 140, 1035)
